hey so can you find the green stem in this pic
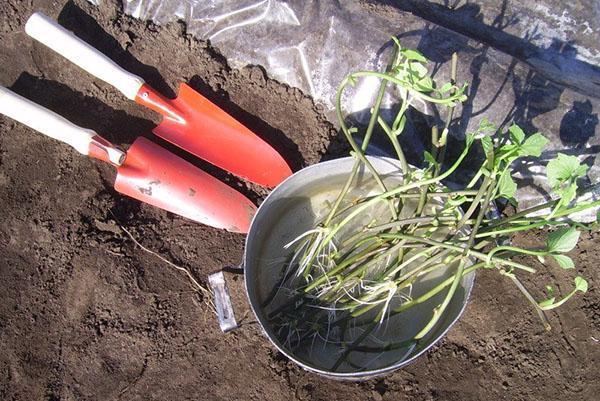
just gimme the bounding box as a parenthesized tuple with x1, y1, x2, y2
(383, 246, 442, 279)
(393, 250, 456, 284)
(377, 233, 536, 273)
(466, 163, 486, 189)
(481, 199, 600, 234)
(351, 338, 418, 353)
(337, 234, 383, 260)
(391, 263, 482, 316)
(486, 200, 558, 229)
(317, 136, 475, 255)
(331, 322, 377, 371)
(470, 221, 549, 239)
(366, 215, 460, 233)
(456, 176, 493, 230)
(487, 245, 547, 262)
(545, 199, 600, 219)
(431, 125, 439, 161)
(392, 74, 410, 132)
(324, 56, 398, 227)
(377, 116, 408, 173)
(415, 259, 467, 339)
(434, 52, 458, 177)
(415, 178, 495, 339)
(348, 71, 466, 104)
(304, 241, 386, 293)
(507, 274, 550, 330)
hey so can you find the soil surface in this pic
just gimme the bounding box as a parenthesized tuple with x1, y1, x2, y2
(0, 1, 599, 400)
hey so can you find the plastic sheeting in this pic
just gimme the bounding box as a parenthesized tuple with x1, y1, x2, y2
(91, 0, 600, 220)
(121, 0, 405, 115)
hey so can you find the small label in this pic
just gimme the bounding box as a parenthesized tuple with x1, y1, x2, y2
(208, 271, 238, 333)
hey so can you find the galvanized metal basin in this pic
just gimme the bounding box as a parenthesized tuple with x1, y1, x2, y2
(244, 156, 475, 380)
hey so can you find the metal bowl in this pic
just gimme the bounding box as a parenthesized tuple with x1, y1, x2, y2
(244, 156, 475, 380)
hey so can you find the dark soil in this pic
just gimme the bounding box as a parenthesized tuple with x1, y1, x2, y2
(0, 1, 598, 400)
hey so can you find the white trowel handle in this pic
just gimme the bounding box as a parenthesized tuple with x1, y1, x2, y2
(0, 86, 123, 165)
(25, 12, 145, 100)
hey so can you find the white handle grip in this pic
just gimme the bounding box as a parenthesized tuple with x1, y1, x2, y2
(0, 86, 95, 155)
(25, 12, 145, 100)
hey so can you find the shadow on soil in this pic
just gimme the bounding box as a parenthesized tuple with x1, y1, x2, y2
(57, 1, 175, 97)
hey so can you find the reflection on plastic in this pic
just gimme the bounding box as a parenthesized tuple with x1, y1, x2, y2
(87, 0, 599, 221)
(120, 0, 395, 115)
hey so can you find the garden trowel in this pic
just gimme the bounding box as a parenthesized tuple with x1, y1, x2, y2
(0, 86, 256, 233)
(25, 12, 292, 188)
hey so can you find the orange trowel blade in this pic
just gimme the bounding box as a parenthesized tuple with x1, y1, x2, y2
(114, 137, 256, 233)
(136, 83, 292, 188)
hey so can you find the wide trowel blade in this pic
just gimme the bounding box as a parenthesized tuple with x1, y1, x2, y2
(114, 137, 256, 233)
(153, 83, 292, 188)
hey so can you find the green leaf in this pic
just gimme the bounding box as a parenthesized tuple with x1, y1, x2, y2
(539, 277, 587, 310)
(407, 62, 428, 79)
(508, 124, 525, 144)
(458, 82, 469, 92)
(402, 49, 427, 63)
(415, 76, 434, 92)
(560, 182, 577, 205)
(538, 286, 555, 308)
(394, 115, 407, 135)
(518, 133, 548, 157)
(424, 150, 437, 166)
(480, 135, 493, 156)
(538, 297, 556, 308)
(447, 195, 467, 206)
(547, 153, 588, 188)
(392, 67, 408, 80)
(465, 132, 476, 147)
(547, 226, 580, 253)
(549, 184, 575, 217)
(477, 118, 496, 133)
(552, 254, 575, 269)
(574, 276, 588, 293)
(439, 82, 453, 94)
(495, 143, 519, 165)
(498, 170, 517, 199)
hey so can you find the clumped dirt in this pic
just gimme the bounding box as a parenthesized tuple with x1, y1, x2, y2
(0, 1, 598, 400)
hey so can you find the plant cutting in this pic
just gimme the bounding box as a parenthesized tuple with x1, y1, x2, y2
(262, 40, 599, 374)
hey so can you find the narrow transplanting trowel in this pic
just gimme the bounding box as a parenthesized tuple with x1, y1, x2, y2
(25, 12, 292, 188)
(0, 86, 256, 233)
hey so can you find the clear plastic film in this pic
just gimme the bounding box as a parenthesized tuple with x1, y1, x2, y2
(93, 0, 600, 219)
(121, 0, 404, 113)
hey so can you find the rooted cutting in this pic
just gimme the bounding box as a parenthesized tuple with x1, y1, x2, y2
(265, 41, 598, 372)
